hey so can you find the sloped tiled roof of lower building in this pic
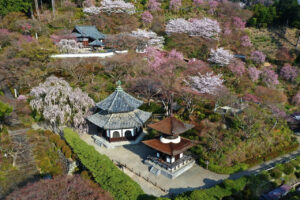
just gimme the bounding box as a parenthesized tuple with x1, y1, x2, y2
(87, 109, 151, 129)
(73, 25, 105, 40)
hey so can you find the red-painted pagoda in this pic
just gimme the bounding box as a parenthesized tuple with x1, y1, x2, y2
(143, 116, 195, 179)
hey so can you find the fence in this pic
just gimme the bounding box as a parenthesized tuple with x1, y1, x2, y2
(111, 159, 169, 193)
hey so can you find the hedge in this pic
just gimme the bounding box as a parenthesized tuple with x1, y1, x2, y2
(63, 128, 144, 200)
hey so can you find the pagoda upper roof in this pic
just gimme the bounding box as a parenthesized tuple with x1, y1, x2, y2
(96, 84, 143, 113)
(148, 116, 194, 136)
(87, 109, 151, 130)
(142, 137, 194, 156)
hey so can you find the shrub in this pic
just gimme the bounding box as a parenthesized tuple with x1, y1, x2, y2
(283, 163, 294, 175)
(64, 128, 144, 200)
(269, 168, 282, 179)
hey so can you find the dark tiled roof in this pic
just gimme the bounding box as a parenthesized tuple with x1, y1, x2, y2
(73, 26, 105, 40)
(148, 116, 194, 136)
(87, 109, 151, 129)
(89, 39, 104, 46)
(142, 137, 194, 156)
(96, 86, 143, 113)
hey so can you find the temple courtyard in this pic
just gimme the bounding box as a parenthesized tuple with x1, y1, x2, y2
(80, 133, 229, 197)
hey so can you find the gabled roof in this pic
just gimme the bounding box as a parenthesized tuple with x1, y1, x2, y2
(87, 109, 151, 129)
(89, 39, 104, 46)
(142, 137, 194, 156)
(148, 116, 194, 136)
(73, 26, 105, 40)
(96, 85, 143, 113)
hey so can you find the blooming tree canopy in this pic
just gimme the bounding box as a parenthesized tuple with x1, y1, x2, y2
(251, 50, 266, 64)
(228, 60, 246, 77)
(166, 18, 221, 39)
(141, 11, 153, 25)
(241, 35, 252, 47)
(247, 67, 261, 82)
(280, 64, 298, 82)
(170, 0, 182, 10)
(148, 0, 161, 11)
(261, 67, 279, 87)
(232, 17, 246, 29)
(83, 0, 135, 15)
(30, 76, 95, 133)
(193, 0, 204, 7)
(185, 72, 224, 95)
(208, 48, 234, 66)
(130, 29, 164, 48)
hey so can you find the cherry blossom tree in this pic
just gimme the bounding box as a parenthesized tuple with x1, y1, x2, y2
(261, 67, 279, 87)
(57, 39, 83, 53)
(185, 72, 224, 95)
(247, 67, 261, 82)
(208, 0, 219, 14)
(241, 35, 252, 47)
(148, 0, 161, 11)
(141, 11, 153, 25)
(30, 76, 95, 133)
(145, 47, 168, 71)
(130, 29, 164, 48)
(251, 50, 266, 64)
(232, 16, 246, 29)
(168, 49, 184, 60)
(170, 0, 182, 11)
(83, 0, 135, 15)
(269, 105, 286, 119)
(279, 64, 298, 82)
(208, 47, 234, 66)
(166, 18, 221, 40)
(228, 60, 246, 76)
(292, 92, 300, 106)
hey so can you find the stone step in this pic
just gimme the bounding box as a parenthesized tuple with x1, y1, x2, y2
(150, 166, 161, 176)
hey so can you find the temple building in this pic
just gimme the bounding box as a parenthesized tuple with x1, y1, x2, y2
(87, 81, 151, 146)
(143, 116, 195, 179)
(72, 25, 105, 47)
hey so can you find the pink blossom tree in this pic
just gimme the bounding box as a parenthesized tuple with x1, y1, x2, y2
(168, 49, 184, 60)
(223, 22, 232, 35)
(208, 48, 234, 66)
(228, 60, 246, 76)
(279, 64, 298, 82)
(208, 0, 219, 14)
(170, 0, 182, 10)
(141, 11, 153, 25)
(261, 67, 279, 87)
(83, 0, 136, 15)
(148, 0, 161, 11)
(232, 16, 246, 29)
(292, 92, 300, 106)
(30, 76, 95, 133)
(241, 35, 252, 47)
(247, 67, 261, 82)
(185, 72, 224, 95)
(251, 50, 266, 64)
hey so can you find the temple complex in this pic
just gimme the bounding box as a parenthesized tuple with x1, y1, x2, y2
(143, 116, 195, 179)
(87, 81, 151, 146)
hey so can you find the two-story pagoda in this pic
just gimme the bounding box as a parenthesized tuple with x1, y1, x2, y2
(87, 81, 151, 143)
(143, 116, 195, 179)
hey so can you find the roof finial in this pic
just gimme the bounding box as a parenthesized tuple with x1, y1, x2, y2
(116, 80, 123, 91)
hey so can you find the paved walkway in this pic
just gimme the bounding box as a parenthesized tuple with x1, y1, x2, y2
(80, 134, 300, 197)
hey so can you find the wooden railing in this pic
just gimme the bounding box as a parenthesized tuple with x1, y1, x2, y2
(146, 155, 194, 171)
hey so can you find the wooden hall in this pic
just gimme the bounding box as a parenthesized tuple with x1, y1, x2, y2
(143, 116, 195, 179)
(87, 81, 151, 144)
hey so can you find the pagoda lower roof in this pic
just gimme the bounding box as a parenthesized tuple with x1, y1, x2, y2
(87, 109, 151, 130)
(142, 137, 194, 156)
